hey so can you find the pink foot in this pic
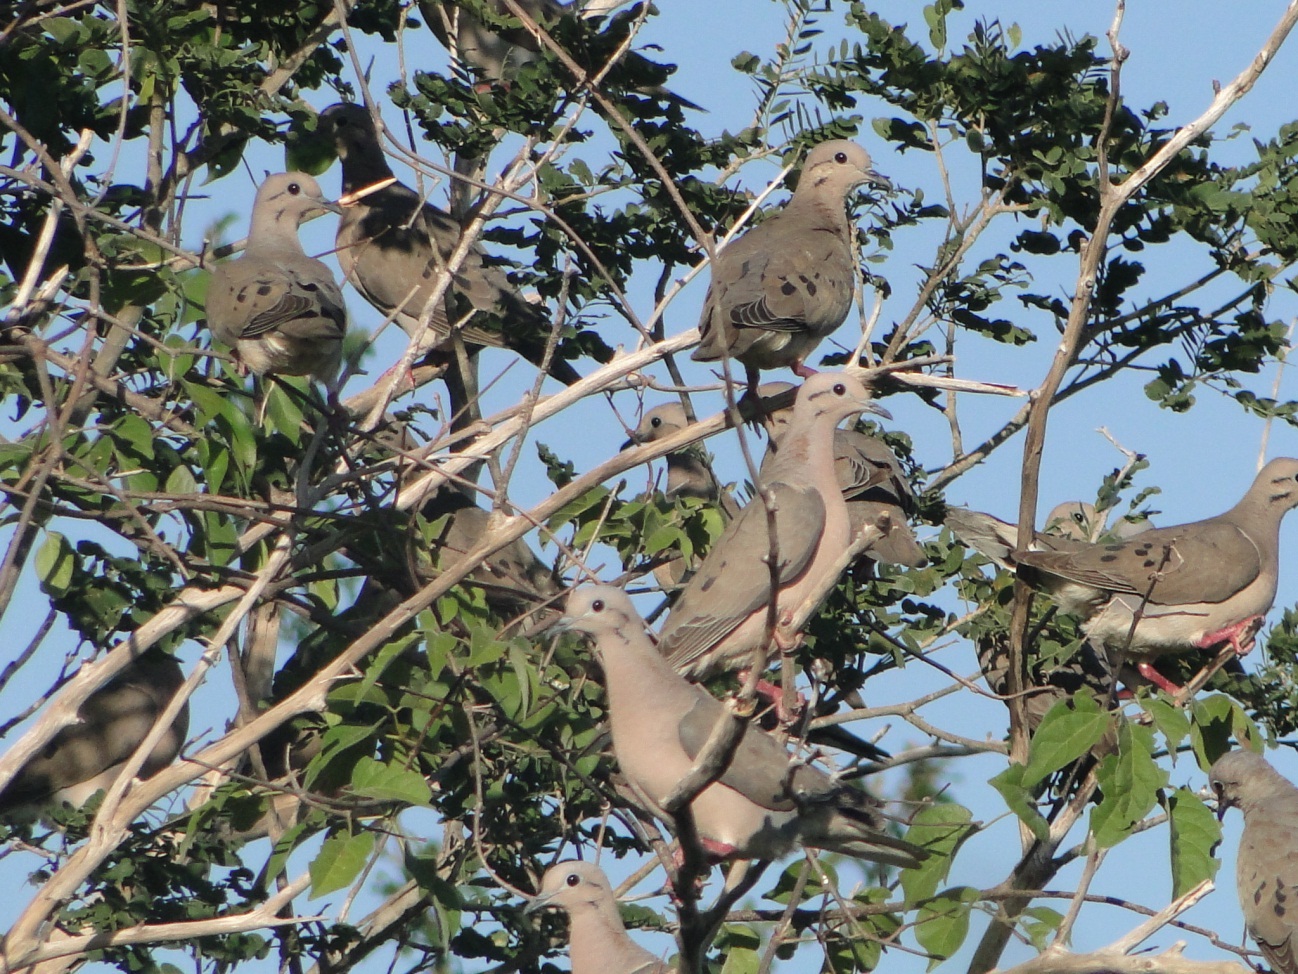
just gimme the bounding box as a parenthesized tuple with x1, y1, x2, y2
(792, 361, 819, 379)
(1195, 615, 1264, 656)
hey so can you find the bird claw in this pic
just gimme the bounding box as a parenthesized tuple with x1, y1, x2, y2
(1196, 615, 1264, 656)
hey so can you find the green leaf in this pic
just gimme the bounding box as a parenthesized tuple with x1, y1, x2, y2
(1090, 722, 1166, 848)
(902, 803, 975, 903)
(1167, 786, 1222, 898)
(1022, 691, 1111, 787)
(915, 886, 978, 968)
(989, 763, 1049, 842)
(35, 531, 75, 597)
(309, 831, 376, 897)
(1143, 696, 1191, 755)
(350, 756, 433, 805)
(718, 923, 759, 974)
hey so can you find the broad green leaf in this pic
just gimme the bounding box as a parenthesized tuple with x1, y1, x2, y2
(1090, 722, 1165, 848)
(989, 763, 1049, 842)
(350, 756, 432, 805)
(1143, 696, 1191, 755)
(35, 532, 75, 597)
(1020, 906, 1064, 951)
(1022, 691, 1111, 788)
(915, 886, 978, 968)
(902, 803, 975, 903)
(718, 924, 759, 974)
(1167, 786, 1222, 898)
(309, 831, 376, 897)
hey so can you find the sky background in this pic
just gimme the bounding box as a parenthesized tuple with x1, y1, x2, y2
(4, 1, 1298, 972)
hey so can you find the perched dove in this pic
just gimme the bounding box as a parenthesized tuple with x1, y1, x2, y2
(557, 585, 926, 866)
(420, 488, 562, 625)
(622, 403, 739, 514)
(1210, 749, 1298, 974)
(692, 142, 889, 394)
(524, 860, 671, 974)
(206, 172, 346, 389)
(944, 501, 1148, 571)
(954, 501, 1131, 731)
(0, 653, 189, 821)
(656, 373, 888, 682)
(419, 0, 697, 109)
(760, 381, 925, 569)
(1006, 459, 1298, 692)
(319, 103, 581, 386)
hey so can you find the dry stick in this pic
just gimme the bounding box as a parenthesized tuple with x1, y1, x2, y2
(970, 3, 1298, 971)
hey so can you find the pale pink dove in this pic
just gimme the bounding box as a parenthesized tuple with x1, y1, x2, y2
(760, 381, 924, 569)
(1210, 749, 1298, 974)
(622, 403, 739, 514)
(557, 585, 926, 867)
(206, 172, 346, 390)
(524, 860, 671, 974)
(656, 373, 889, 683)
(692, 142, 889, 394)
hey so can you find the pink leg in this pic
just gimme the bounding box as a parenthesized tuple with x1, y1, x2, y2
(733, 668, 806, 724)
(1136, 661, 1183, 695)
(792, 361, 819, 379)
(1195, 615, 1264, 656)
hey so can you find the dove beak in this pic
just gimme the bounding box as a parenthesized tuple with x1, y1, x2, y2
(523, 890, 557, 916)
(861, 400, 892, 422)
(864, 171, 893, 193)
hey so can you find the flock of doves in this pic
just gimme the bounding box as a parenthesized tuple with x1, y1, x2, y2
(6, 88, 1298, 972)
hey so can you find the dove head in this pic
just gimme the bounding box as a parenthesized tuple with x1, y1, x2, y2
(249, 173, 339, 245)
(625, 403, 690, 448)
(793, 373, 889, 430)
(1209, 749, 1293, 818)
(320, 103, 392, 180)
(524, 860, 615, 917)
(1044, 501, 1101, 542)
(1245, 457, 1298, 516)
(797, 140, 890, 199)
(555, 586, 644, 644)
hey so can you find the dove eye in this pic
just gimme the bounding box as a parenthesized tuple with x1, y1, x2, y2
(833, 382, 847, 396)
(835, 151, 848, 164)
(565, 872, 580, 886)
(287, 182, 302, 196)
(591, 599, 605, 613)
(650, 417, 662, 428)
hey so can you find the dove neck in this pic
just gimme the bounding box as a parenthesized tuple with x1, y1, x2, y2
(567, 902, 659, 974)
(246, 217, 303, 255)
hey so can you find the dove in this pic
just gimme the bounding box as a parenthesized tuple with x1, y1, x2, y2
(0, 653, 190, 822)
(1210, 749, 1298, 974)
(691, 141, 889, 395)
(1005, 459, 1298, 693)
(524, 860, 671, 974)
(622, 403, 739, 514)
(656, 373, 889, 683)
(319, 103, 581, 388)
(556, 585, 926, 867)
(418, 0, 697, 109)
(760, 381, 924, 569)
(205, 172, 346, 390)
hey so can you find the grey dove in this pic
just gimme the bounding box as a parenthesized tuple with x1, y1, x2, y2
(0, 653, 189, 822)
(622, 403, 739, 515)
(944, 501, 1148, 571)
(656, 373, 888, 683)
(419, 0, 697, 109)
(692, 142, 889, 395)
(557, 585, 926, 866)
(1210, 749, 1298, 974)
(524, 860, 671, 974)
(206, 172, 346, 389)
(319, 103, 581, 387)
(956, 502, 1129, 734)
(760, 381, 925, 569)
(1005, 459, 1298, 693)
